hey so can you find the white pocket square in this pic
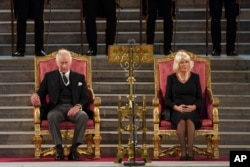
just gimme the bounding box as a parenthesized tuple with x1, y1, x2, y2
(78, 82, 83, 86)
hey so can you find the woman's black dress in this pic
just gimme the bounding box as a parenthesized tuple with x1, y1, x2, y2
(165, 72, 202, 129)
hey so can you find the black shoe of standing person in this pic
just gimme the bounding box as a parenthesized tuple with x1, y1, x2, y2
(55, 146, 64, 161)
(227, 50, 238, 56)
(211, 49, 221, 56)
(35, 50, 46, 56)
(86, 46, 97, 56)
(12, 50, 24, 57)
(164, 49, 173, 55)
(68, 146, 80, 161)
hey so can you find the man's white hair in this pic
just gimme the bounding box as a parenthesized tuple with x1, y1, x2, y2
(56, 49, 72, 65)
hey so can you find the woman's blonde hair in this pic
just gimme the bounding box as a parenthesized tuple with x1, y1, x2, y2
(172, 51, 194, 72)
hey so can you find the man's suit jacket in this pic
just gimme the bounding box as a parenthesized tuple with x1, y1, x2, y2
(37, 70, 91, 119)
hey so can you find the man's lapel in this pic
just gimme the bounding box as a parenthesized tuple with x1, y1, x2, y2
(51, 71, 61, 95)
(69, 72, 78, 99)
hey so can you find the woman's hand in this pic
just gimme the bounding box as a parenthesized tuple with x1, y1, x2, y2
(174, 104, 196, 113)
(182, 105, 196, 112)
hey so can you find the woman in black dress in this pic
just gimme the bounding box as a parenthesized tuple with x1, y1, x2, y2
(165, 51, 202, 160)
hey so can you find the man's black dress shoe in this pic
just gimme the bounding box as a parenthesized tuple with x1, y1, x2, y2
(12, 51, 24, 57)
(54, 148, 64, 160)
(227, 50, 238, 56)
(68, 151, 80, 161)
(86, 47, 97, 56)
(55, 153, 65, 160)
(35, 50, 46, 56)
(211, 49, 221, 56)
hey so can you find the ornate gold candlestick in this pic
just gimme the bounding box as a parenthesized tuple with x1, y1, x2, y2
(108, 42, 153, 165)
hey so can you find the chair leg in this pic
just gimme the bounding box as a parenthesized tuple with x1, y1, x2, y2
(212, 135, 220, 159)
(206, 135, 213, 157)
(93, 134, 102, 159)
(85, 134, 94, 155)
(152, 135, 161, 159)
(33, 135, 42, 159)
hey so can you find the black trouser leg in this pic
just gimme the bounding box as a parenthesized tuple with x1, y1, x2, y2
(225, 0, 238, 52)
(85, 0, 98, 49)
(32, 0, 45, 52)
(209, 0, 223, 51)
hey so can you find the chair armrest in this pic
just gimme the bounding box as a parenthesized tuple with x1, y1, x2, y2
(207, 87, 220, 108)
(207, 87, 220, 129)
(88, 86, 101, 123)
(212, 97, 220, 125)
(93, 97, 101, 123)
(33, 106, 41, 124)
(207, 87, 220, 119)
(152, 97, 160, 124)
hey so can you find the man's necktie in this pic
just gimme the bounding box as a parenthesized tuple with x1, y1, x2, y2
(62, 74, 68, 85)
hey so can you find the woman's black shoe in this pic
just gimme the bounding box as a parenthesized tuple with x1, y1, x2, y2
(186, 155, 194, 161)
(180, 155, 187, 161)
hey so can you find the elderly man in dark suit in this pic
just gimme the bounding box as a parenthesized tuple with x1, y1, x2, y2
(209, 0, 240, 56)
(30, 49, 89, 161)
(12, 0, 48, 57)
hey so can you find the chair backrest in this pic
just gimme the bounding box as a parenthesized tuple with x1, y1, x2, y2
(34, 50, 92, 91)
(34, 50, 93, 110)
(154, 50, 212, 120)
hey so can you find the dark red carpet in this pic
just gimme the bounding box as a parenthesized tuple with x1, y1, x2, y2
(0, 157, 229, 162)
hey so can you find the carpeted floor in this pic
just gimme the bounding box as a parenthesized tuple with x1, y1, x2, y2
(0, 157, 229, 162)
(0, 157, 230, 167)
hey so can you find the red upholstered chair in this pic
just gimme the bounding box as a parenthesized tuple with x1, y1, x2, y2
(152, 50, 220, 159)
(33, 50, 101, 159)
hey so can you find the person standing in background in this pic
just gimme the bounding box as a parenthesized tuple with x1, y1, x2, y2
(145, 0, 174, 55)
(209, 0, 240, 56)
(12, 0, 48, 57)
(83, 0, 117, 56)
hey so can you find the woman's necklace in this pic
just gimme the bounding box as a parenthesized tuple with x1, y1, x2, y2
(177, 73, 189, 83)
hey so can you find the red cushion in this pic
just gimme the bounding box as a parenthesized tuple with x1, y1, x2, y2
(40, 119, 94, 130)
(160, 119, 213, 130)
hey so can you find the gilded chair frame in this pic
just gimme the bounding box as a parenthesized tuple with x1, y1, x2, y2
(152, 50, 220, 159)
(33, 51, 101, 159)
